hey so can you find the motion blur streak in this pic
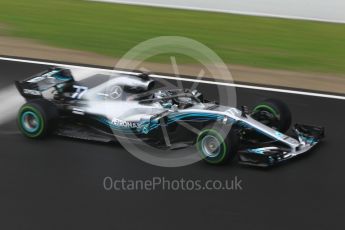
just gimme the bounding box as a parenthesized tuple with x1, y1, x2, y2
(0, 66, 101, 125)
(0, 85, 24, 125)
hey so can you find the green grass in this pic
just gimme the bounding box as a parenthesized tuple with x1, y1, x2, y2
(0, 0, 345, 74)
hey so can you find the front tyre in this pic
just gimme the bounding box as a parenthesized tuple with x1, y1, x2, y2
(17, 100, 58, 138)
(252, 98, 292, 133)
(196, 127, 238, 165)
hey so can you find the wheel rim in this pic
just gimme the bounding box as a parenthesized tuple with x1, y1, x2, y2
(21, 111, 40, 133)
(201, 135, 221, 158)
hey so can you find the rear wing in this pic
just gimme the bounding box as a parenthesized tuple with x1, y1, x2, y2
(15, 67, 74, 99)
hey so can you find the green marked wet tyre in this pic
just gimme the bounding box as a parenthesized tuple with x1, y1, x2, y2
(17, 99, 58, 139)
(196, 127, 239, 165)
(251, 98, 292, 133)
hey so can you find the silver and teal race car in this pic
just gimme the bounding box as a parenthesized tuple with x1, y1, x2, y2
(15, 67, 324, 167)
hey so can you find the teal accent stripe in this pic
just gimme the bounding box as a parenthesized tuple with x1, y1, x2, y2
(94, 112, 224, 134)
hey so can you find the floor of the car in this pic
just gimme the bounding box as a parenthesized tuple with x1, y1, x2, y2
(55, 122, 114, 143)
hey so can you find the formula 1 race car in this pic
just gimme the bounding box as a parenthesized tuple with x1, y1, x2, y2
(15, 67, 324, 167)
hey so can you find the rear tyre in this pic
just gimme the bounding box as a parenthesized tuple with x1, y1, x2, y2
(252, 98, 291, 133)
(17, 99, 58, 138)
(196, 125, 239, 165)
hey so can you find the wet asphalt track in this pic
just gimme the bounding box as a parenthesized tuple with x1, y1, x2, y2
(0, 60, 344, 230)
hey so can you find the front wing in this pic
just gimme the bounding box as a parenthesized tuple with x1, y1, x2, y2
(238, 124, 325, 167)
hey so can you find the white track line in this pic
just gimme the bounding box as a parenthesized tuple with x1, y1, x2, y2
(0, 56, 344, 101)
(90, 0, 345, 24)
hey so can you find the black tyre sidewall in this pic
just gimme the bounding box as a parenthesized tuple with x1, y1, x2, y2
(253, 99, 292, 133)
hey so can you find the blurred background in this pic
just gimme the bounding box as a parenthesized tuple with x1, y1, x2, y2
(0, 0, 344, 93)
